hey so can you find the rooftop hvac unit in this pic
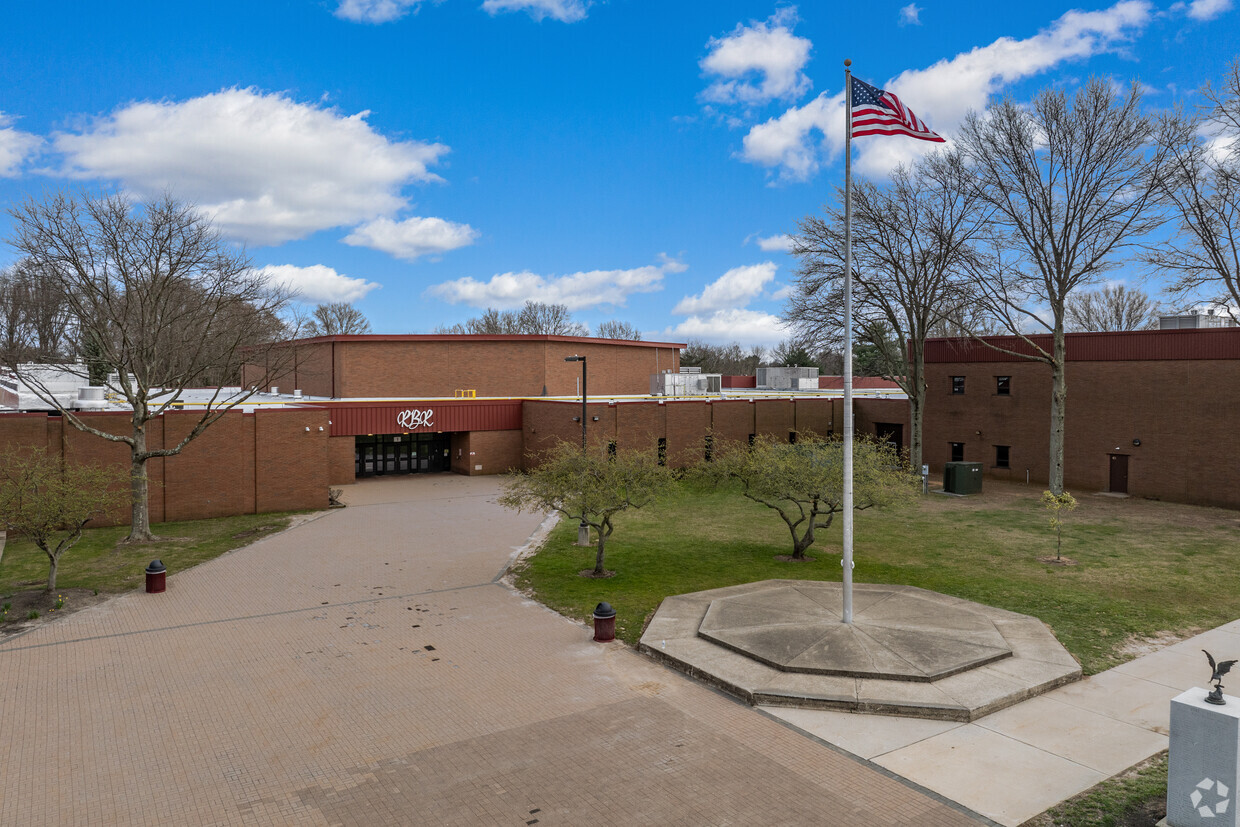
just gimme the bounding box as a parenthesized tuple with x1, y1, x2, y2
(757, 366, 820, 390)
(75, 386, 107, 410)
(680, 366, 702, 374)
(651, 372, 723, 396)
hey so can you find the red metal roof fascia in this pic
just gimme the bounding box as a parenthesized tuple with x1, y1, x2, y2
(722, 375, 757, 388)
(924, 328, 1240, 363)
(325, 399, 523, 436)
(271, 333, 687, 349)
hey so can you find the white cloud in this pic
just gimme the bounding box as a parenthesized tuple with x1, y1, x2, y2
(335, 0, 424, 23)
(899, 3, 923, 25)
(668, 308, 790, 348)
(481, 0, 590, 22)
(768, 284, 796, 301)
(740, 92, 843, 182)
(740, 0, 1153, 181)
(343, 216, 479, 261)
(257, 264, 382, 304)
(701, 7, 812, 106)
(657, 252, 688, 273)
(428, 262, 668, 310)
(755, 233, 794, 252)
(673, 262, 777, 315)
(1186, 0, 1233, 19)
(52, 88, 450, 246)
(0, 114, 40, 177)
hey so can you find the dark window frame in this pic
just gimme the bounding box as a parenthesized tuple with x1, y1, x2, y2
(996, 375, 1011, 396)
(950, 442, 964, 463)
(995, 445, 1010, 469)
(951, 376, 965, 394)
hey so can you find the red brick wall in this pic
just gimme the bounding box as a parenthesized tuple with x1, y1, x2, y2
(710, 400, 756, 448)
(0, 413, 51, 455)
(794, 398, 835, 437)
(464, 430, 524, 475)
(253, 338, 678, 399)
(163, 411, 256, 522)
(755, 399, 797, 440)
(923, 358, 1240, 508)
(667, 401, 711, 467)
(0, 408, 331, 525)
(327, 436, 356, 485)
(255, 409, 330, 513)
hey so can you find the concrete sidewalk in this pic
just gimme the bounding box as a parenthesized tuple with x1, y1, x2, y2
(765, 623, 1240, 825)
(0, 475, 978, 826)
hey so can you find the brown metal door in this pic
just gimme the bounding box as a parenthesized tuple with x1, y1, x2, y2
(1109, 454, 1128, 493)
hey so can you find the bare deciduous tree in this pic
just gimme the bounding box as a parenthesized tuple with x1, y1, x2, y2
(0, 257, 73, 363)
(1149, 62, 1240, 318)
(437, 301, 589, 336)
(5, 191, 294, 542)
(1064, 284, 1159, 331)
(594, 319, 642, 340)
(786, 152, 987, 471)
(679, 339, 767, 374)
(305, 302, 372, 336)
(956, 79, 1165, 494)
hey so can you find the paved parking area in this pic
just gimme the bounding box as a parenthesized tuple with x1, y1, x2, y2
(0, 475, 979, 826)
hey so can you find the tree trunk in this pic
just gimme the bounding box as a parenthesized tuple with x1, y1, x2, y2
(791, 521, 815, 559)
(908, 343, 926, 474)
(1048, 326, 1067, 495)
(593, 522, 607, 575)
(126, 424, 155, 543)
(46, 553, 58, 593)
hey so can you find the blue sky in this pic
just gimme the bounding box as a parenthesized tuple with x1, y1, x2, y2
(0, 0, 1235, 347)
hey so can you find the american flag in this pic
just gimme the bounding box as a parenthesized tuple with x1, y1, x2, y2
(849, 76, 944, 143)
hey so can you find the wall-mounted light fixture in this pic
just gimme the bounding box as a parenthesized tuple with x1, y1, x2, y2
(1132, 438, 1141, 447)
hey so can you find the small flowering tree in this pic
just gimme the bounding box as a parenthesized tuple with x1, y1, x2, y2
(1042, 489, 1077, 561)
(699, 432, 916, 560)
(499, 439, 674, 577)
(0, 448, 128, 591)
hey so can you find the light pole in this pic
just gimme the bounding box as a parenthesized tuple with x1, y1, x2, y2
(564, 355, 589, 546)
(564, 355, 586, 449)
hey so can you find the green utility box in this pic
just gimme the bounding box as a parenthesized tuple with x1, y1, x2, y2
(943, 462, 984, 495)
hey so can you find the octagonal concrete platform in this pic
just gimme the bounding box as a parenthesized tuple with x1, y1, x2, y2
(639, 580, 1081, 722)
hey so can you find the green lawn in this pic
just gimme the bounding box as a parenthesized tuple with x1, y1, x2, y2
(1, 512, 303, 599)
(515, 479, 1240, 675)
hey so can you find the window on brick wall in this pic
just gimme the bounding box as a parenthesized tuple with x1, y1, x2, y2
(951, 376, 965, 394)
(657, 437, 667, 466)
(788, 431, 797, 444)
(748, 433, 756, 447)
(950, 442, 964, 462)
(607, 439, 616, 459)
(995, 445, 1010, 468)
(996, 376, 1011, 395)
(704, 434, 713, 462)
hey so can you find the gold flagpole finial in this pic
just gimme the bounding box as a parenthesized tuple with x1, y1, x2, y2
(844, 58, 851, 67)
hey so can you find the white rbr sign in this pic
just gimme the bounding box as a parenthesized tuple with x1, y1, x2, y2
(396, 408, 434, 430)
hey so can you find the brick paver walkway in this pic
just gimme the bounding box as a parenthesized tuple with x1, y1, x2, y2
(0, 475, 981, 825)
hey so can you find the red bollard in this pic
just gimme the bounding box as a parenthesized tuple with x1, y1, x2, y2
(145, 560, 166, 593)
(592, 602, 616, 642)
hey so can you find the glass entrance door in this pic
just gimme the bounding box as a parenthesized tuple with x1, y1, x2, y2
(354, 434, 453, 477)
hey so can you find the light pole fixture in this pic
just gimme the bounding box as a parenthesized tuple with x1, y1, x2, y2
(564, 355, 586, 449)
(564, 355, 589, 547)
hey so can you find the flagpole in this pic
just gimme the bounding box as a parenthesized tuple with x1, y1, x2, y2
(842, 58, 854, 625)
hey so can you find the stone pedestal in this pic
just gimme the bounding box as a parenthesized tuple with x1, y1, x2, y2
(1168, 688, 1240, 826)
